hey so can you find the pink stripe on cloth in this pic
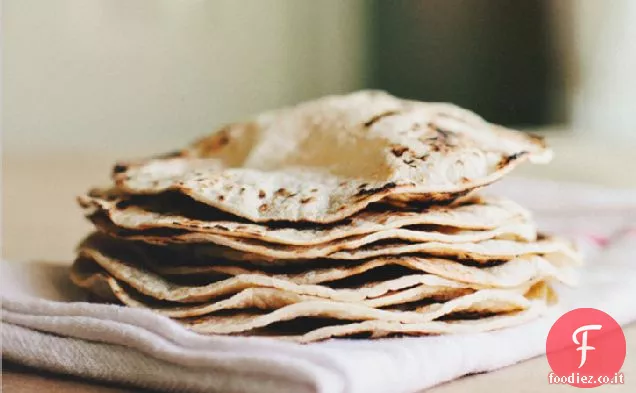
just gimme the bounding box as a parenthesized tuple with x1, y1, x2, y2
(566, 226, 636, 261)
(619, 227, 636, 237)
(585, 234, 610, 247)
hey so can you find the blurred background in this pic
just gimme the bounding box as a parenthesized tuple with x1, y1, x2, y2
(4, 0, 636, 154)
(2, 0, 635, 261)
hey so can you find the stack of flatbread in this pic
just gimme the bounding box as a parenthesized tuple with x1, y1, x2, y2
(72, 91, 580, 343)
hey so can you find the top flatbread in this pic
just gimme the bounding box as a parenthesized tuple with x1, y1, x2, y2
(112, 91, 550, 223)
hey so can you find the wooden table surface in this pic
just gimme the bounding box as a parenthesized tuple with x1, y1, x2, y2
(3, 134, 635, 392)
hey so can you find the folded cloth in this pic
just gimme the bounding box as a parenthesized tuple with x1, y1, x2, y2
(3, 178, 636, 393)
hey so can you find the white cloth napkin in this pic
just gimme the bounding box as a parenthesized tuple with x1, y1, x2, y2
(3, 178, 636, 393)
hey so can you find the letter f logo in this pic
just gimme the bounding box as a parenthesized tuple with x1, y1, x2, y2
(572, 324, 602, 368)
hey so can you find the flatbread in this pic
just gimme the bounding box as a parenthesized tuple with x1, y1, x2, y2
(71, 259, 483, 316)
(325, 235, 579, 262)
(155, 233, 579, 264)
(153, 253, 578, 288)
(90, 209, 537, 253)
(72, 256, 542, 341)
(77, 236, 496, 304)
(76, 233, 575, 306)
(76, 245, 360, 303)
(89, 211, 575, 263)
(287, 281, 554, 342)
(80, 191, 533, 245)
(179, 287, 538, 335)
(287, 303, 547, 343)
(112, 91, 551, 223)
(71, 256, 552, 343)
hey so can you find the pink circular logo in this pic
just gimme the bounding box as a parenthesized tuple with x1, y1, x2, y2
(546, 308, 626, 388)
